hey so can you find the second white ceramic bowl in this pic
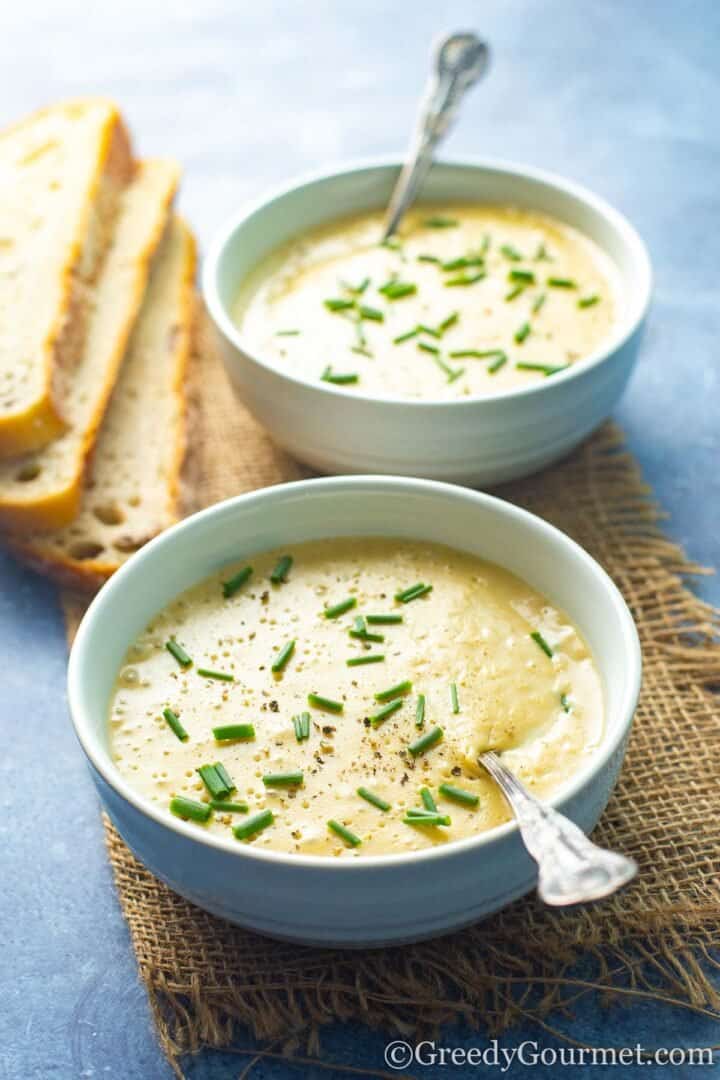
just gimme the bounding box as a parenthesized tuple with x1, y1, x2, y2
(67, 477, 641, 946)
(203, 158, 651, 485)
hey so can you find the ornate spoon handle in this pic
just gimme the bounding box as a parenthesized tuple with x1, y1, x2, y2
(479, 751, 637, 905)
(381, 32, 490, 242)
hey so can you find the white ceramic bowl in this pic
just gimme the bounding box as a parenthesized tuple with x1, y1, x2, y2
(203, 158, 651, 486)
(68, 477, 641, 947)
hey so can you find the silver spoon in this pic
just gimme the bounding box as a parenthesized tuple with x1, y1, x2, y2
(479, 751, 637, 905)
(381, 31, 490, 243)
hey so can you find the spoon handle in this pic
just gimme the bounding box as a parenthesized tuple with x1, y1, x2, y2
(382, 32, 490, 242)
(479, 751, 637, 905)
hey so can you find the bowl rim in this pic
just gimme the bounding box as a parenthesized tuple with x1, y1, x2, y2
(68, 474, 642, 872)
(202, 154, 653, 409)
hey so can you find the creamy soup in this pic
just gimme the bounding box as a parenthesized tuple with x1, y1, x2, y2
(233, 206, 620, 400)
(109, 539, 603, 857)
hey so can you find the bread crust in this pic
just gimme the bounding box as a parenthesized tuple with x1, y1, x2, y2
(7, 218, 197, 590)
(0, 159, 180, 531)
(0, 100, 133, 457)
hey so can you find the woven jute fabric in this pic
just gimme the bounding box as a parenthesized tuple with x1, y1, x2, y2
(61, 316, 720, 1074)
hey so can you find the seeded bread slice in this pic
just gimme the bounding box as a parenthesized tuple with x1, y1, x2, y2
(0, 99, 133, 456)
(0, 159, 179, 531)
(8, 217, 196, 589)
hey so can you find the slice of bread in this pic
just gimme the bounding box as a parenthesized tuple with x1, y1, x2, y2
(8, 217, 196, 589)
(0, 159, 179, 531)
(0, 99, 133, 457)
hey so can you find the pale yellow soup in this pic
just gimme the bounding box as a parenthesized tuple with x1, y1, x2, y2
(109, 538, 603, 858)
(233, 205, 620, 400)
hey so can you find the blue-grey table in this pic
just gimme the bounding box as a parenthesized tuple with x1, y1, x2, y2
(1, 2, 718, 1077)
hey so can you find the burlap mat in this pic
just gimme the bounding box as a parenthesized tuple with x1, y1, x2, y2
(61, 316, 720, 1074)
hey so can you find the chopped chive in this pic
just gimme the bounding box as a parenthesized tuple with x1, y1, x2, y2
(358, 304, 384, 322)
(395, 582, 423, 601)
(504, 284, 525, 301)
(403, 811, 451, 827)
(420, 786, 437, 811)
(270, 554, 293, 584)
(197, 667, 234, 682)
(516, 362, 569, 376)
(415, 693, 426, 728)
(534, 242, 552, 261)
(560, 693, 572, 713)
(324, 596, 357, 619)
(349, 628, 385, 643)
(578, 294, 600, 308)
(435, 356, 465, 382)
(450, 682, 460, 713)
(162, 707, 188, 742)
(439, 783, 479, 807)
(293, 711, 311, 741)
(212, 723, 255, 741)
(366, 613, 403, 625)
(350, 616, 384, 641)
(271, 639, 296, 673)
(479, 234, 491, 255)
(440, 356, 468, 382)
(395, 582, 433, 603)
(423, 216, 459, 228)
(380, 235, 402, 250)
(500, 244, 523, 261)
(375, 680, 412, 702)
(417, 323, 442, 339)
(448, 349, 504, 360)
(197, 764, 232, 799)
(514, 322, 531, 344)
(417, 341, 440, 356)
(354, 316, 368, 348)
(170, 796, 212, 823)
(547, 277, 577, 288)
(379, 281, 417, 300)
(209, 799, 249, 813)
(438, 311, 459, 333)
(263, 771, 303, 787)
(214, 762, 236, 792)
(530, 630, 554, 658)
(508, 269, 536, 284)
(417, 253, 441, 264)
(408, 725, 443, 757)
(275, 329, 300, 336)
(324, 297, 355, 311)
(342, 276, 370, 295)
(532, 293, 547, 314)
(370, 697, 404, 726)
(222, 565, 253, 598)
(357, 786, 391, 811)
(328, 820, 362, 847)
(165, 639, 192, 667)
(441, 256, 484, 271)
(444, 271, 485, 287)
(405, 808, 450, 821)
(393, 327, 419, 344)
(351, 346, 373, 358)
(233, 809, 274, 840)
(347, 653, 385, 667)
(487, 353, 508, 374)
(308, 693, 344, 714)
(321, 366, 359, 385)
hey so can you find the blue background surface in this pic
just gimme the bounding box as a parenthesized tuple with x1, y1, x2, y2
(0, 1, 717, 1077)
